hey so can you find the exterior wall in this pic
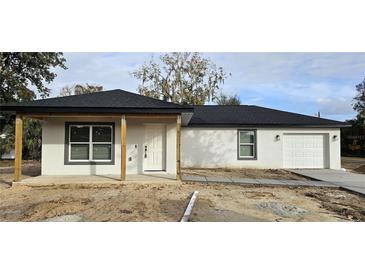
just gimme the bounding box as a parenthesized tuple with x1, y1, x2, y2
(41, 117, 177, 176)
(181, 127, 341, 169)
(42, 117, 121, 175)
(42, 118, 342, 175)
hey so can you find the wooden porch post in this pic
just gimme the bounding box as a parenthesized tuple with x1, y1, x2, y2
(176, 115, 181, 181)
(121, 115, 127, 181)
(14, 115, 23, 182)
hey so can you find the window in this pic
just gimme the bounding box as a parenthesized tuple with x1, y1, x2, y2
(238, 130, 256, 159)
(65, 123, 114, 164)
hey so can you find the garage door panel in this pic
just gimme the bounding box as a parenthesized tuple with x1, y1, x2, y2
(283, 134, 328, 168)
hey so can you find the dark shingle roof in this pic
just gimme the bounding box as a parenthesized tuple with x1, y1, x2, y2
(188, 105, 349, 127)
(1, 89, 348, 127)
(1, 89, 193, 114)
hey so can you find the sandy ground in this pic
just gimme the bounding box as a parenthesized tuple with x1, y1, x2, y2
(0, 161, 41, 189)
(183, 168, 308, 180)
(1, 160, 364, 222)
(342, 156, 365, 174)
(0, 181, 364, 222)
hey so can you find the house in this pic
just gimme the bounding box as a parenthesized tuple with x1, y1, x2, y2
(1, 89, 349, 181)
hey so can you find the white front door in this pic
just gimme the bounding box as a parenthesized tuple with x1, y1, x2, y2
(283, 134, 328, 168)
(144, 125, 165, 171)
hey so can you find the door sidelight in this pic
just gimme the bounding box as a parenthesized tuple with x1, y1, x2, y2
(144, 145, 147, 158)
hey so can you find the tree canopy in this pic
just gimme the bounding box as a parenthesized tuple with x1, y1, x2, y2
(215, 93, 241, 105)
(59, 84, 103, 96)
(353, 77, 365, 116)
(0, 52, 67, 160)
(0, 52, 67, 104)
(341, 77, 365, 157)
(132, 52, 230, 105)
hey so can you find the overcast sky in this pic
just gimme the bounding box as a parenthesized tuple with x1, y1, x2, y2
(48, 52, 365, 121)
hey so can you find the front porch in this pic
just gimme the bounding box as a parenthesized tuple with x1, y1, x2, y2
(12, 113, 183, 182)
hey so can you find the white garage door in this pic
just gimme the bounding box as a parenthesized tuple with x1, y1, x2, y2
(283, 134, 328, 168)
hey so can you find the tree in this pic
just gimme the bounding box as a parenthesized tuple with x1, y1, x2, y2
(0, 52, 67, 104)
(132, 52, 230, 105)
(22, 118, 42, 160)
(59, 84, 103, 96)
(0, 118, 42, 160)
(0, 52, 66, 160)
(353, 77, 365, 116)
(341, 114, 365, 157)
(215, 92, 241, 105)
(341, 77, 365, 157)
(59, 85, 73, 97)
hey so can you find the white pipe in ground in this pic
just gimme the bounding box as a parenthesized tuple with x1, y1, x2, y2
(180, 191, 199, 222)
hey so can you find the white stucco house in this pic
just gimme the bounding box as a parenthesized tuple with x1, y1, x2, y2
(1, 89, 349, 181)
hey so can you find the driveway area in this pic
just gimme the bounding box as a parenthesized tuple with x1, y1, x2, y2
(289, 169, 365, 195)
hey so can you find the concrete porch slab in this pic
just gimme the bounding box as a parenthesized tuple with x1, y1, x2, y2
(13, 174, 178, 187)
(127, 174, 176, 181)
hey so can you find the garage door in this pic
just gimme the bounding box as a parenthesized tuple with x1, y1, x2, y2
(283, 134, 328, 168)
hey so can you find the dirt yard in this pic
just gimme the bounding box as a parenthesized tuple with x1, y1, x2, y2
(342, 156, 365, 174)
(0, 181, 364, 222)
(1, 160, 364, 222)
(0, 160, 41, 189)
(183, 168, 308, 180)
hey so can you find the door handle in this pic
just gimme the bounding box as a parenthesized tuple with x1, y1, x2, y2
(144, 146, 147, 158)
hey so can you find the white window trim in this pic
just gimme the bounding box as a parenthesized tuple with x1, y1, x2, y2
(238, 130, 256, 159)
(69, 125, 113, 162)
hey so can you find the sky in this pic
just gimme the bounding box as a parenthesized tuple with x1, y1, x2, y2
(48, 52, 365, 121)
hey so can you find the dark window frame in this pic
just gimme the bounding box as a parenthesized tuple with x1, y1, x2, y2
(237, 129, 257, 160)
(64, 122, 115, 165)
